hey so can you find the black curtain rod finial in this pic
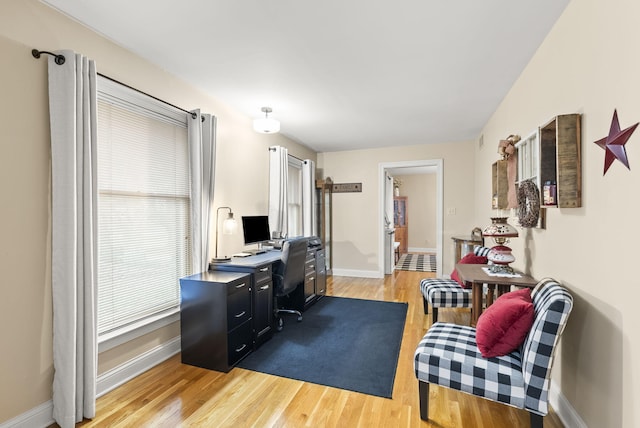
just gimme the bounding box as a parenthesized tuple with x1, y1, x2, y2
(32, 49, 65, 65)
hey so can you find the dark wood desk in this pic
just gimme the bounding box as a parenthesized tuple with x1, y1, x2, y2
(210, 251, 282, 350)
(455, 264, 538, 326)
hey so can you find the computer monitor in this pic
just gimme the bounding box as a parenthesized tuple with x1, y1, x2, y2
(241, 215, 271, 247)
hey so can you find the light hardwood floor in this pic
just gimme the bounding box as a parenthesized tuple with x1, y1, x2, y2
(71, 270, 564, 428)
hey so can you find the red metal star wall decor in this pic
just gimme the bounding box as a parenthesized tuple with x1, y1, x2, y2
(594, 109, 638, 175)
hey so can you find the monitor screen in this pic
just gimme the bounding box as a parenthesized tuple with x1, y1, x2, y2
(241, 216, 271, 245)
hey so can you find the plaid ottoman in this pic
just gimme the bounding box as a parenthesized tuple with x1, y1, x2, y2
(419, 278, 471, 324)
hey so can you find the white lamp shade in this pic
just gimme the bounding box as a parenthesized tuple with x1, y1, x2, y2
(222, 217, 237, 235)
(253, 117, 280, 134)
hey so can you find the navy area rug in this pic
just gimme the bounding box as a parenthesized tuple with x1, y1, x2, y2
(237, 296, 408, 398)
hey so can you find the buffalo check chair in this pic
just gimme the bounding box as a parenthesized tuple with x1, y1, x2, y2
(414, 278, 573, 427)
(420, 246, 490, 324)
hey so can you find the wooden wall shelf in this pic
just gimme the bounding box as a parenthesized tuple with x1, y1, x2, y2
(492, 113, 581, 210)
(491, 160, 508, 209)
(539, 114, 582, 208)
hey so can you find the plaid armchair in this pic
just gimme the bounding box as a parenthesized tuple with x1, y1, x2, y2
(420, 246, 490, 324)
(414, 278, 573, 427)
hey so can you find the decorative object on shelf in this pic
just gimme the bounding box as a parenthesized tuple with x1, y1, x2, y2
(517, 179, 541, 228)
(212, 206, 237, 263)
(497, 134, 520, 160)
(542, 181, 557, 206)
(498, 134, 520, 209)
(253, 106, 280, 134)
(594, 109, 638, 175)
(482, 217, 519, 274)
(393, 177, 402, 197)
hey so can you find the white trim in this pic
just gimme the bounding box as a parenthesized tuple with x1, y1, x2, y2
(97, 76, 187, 127)
(97, 336, 181, 397)
(407, 247, 436, 253)
(549, 380, 587, 428)
(98, 309, 180, 353)
(0, 400, 53, 428)
(378, 159, 444, 278)
(331, 269, 381, 279)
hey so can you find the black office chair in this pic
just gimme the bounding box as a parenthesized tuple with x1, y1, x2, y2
(273, 237, 309, 331)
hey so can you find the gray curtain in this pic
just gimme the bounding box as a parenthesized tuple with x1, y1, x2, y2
(48, 50, 98, 428)
(302, 159, 316, 236)
(269, 146, 288, 238)
(188, 110, 216, 273)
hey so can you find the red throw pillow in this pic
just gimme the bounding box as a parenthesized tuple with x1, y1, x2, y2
(475, 288, 534, 358)
(451, 253, 488, 288)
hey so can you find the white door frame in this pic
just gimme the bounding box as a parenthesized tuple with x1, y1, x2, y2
(378, 159, 443, 278)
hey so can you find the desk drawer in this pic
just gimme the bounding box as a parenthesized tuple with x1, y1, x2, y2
(226, 276, 250, 296)
(305, 258, 315, 274)
(227, 320, 252, 366)
(227, 283, 251, 331)
(255, 263, 272, 284)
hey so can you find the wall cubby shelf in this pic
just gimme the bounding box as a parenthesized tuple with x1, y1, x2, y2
(491, 160, 508, 210)
(539, 114, 582, 208)
(493, 113, 582, 210)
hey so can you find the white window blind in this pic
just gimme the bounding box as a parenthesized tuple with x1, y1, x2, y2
(287, 157, 303, 237)
(96, 78, 191, 336)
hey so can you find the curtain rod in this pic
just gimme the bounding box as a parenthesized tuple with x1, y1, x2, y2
(32, 48, 200, 120)
(268, 147, 303, 162)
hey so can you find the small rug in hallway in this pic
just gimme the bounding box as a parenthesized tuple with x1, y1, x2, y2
(237, 296, 408, 398)
(396, 253, 436, 272)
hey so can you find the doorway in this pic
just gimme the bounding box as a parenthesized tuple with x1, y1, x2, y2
(378, 159, 443, 278)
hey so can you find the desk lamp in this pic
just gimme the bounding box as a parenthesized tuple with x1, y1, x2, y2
(212, 206, 237, 263)
(482, 217, 518, 274)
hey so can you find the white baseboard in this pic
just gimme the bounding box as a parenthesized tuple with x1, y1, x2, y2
(407, 247, 436, 253)
(0, 337, 181, 428)
(0, 400, 53, 428)
(97, 336, 181, 397)
(331, 268, 381, 278)
(550, 380, 586, 428)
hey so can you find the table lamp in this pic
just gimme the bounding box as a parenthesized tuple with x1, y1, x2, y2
(212, 206, 237, 263)
(482, 217, 518, 274)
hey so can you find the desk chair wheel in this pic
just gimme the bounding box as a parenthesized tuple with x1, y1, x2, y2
(276, 316, 284, 331)
(297, 315, 303, 322)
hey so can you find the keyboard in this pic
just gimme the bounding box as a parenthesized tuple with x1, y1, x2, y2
(232, 252, 252, 258)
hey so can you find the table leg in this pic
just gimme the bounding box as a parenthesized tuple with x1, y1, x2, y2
(497, 284, 510, 297)
(486, 284, 495, 307)
(472, 282, 483, 326)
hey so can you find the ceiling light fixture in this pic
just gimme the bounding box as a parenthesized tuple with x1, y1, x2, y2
(253, 107, 280, 134)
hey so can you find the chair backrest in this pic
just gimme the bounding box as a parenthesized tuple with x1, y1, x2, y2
(520, 278, 573, 415)
(274, 237, 309, 296)
(473, 246, 491, 257)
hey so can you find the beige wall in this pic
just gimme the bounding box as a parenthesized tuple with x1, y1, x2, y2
(318, 141, 476, 277)
(3, 0, 637, 426)
(0, 0, 315, 422)
(396, 173, 437, 251)
(476, 0, 639, 426)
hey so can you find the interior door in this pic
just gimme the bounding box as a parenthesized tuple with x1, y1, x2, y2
(384, 173, 395, 274)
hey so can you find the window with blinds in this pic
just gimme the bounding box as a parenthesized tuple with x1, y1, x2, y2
(96, 77, 191, 337)
(287, 157, 303, 237)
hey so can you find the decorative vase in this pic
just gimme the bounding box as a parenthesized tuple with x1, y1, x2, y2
(394, 186, 400, 197)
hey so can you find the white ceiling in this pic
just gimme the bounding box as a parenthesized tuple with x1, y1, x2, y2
(43, 0, 570, 153)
